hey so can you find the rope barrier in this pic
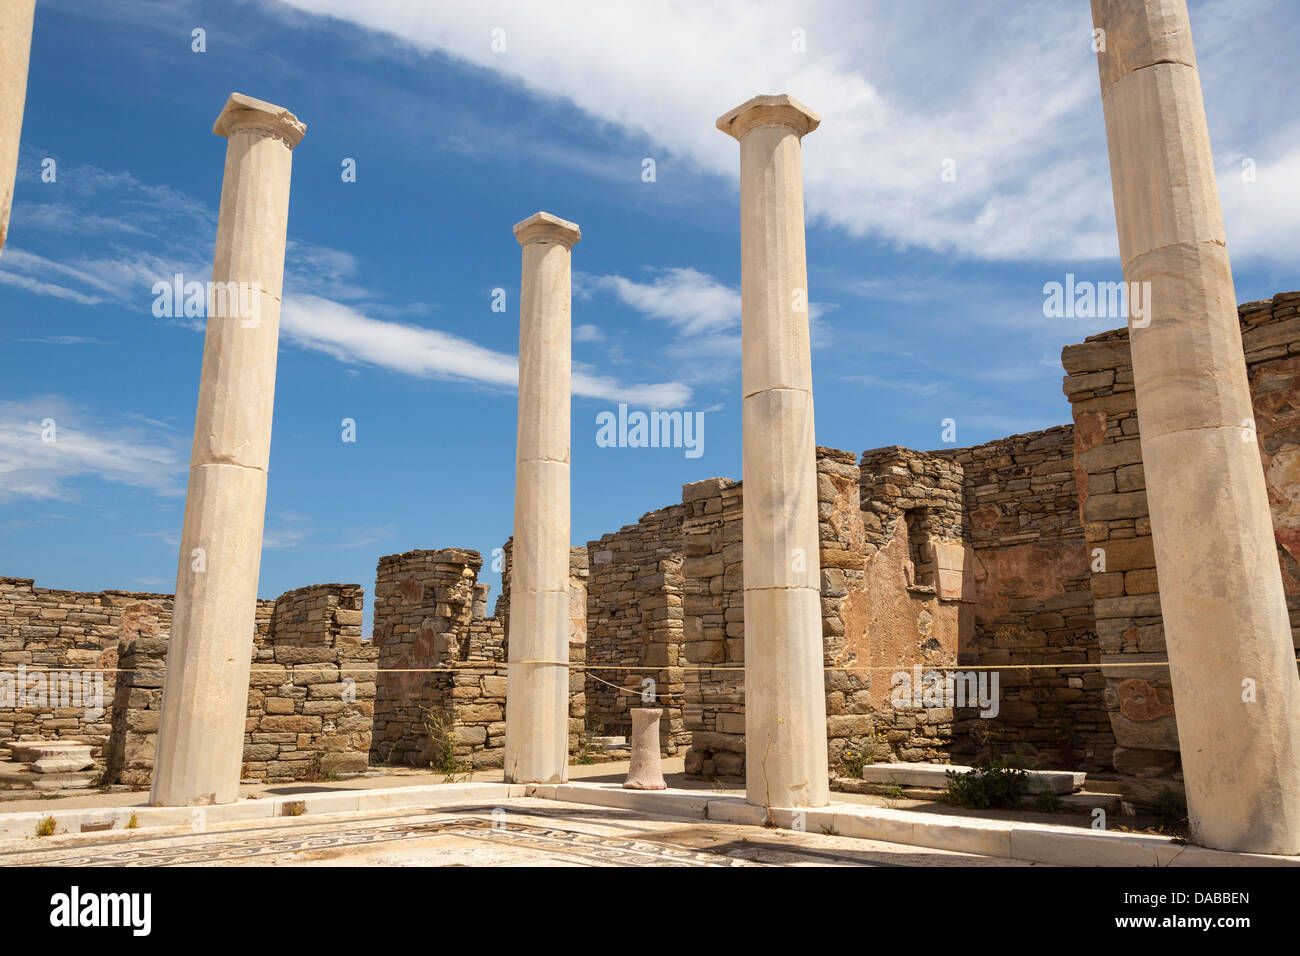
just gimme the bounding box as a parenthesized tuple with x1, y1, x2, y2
(5, 659, 1298, 675)
(7, 660, 1296, 708)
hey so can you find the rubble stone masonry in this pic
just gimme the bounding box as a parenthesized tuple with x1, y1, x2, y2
(369, 546, 587, 770)
(586, 504, 688, 752)
(0, 577, 372, 786)
(935, 428, 1112, 772)
(679, 447, 973, 778)
(1062, 290, 1300, 802)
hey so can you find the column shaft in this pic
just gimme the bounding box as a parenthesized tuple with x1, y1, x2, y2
(151, 94, 305, 807)
(1092, 0, 1300, 853)
(503, 212, 579, 784)
(719, 95, 829, 809)
(0, 0, 36, 257)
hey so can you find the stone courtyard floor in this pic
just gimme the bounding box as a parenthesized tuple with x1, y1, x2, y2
(0, 756, 1169, 840)
(0, 756, 1058, 866)
(0, 796, 1031, 867)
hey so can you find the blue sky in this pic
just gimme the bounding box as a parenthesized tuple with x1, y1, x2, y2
(2, 0, 1297, 633)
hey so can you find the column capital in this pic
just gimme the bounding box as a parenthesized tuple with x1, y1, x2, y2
(514, 211, 581, 248)
(716, 94, 820, 141)
(213, 93, 306, 148)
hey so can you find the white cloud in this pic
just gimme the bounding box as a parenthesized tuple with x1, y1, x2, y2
(0, 397, 186, 502)
(262, 511, 315, 550)
(579, 265, 833, 381)
(585, 267, 739, 337)
(280, 293, 692, 406)
(14, 335, 114, 345)
(1, 150, 213, 309)
(268, 0, 1300, 265)
(0, 242, 205, 310)
(574, 323, 604, 343)
(0, 267, 104, 305)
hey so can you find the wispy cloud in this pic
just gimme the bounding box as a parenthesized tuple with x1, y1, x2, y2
(1, 147, 217, 309)
(2, 150, 695, 407)
(280, 293, 692, 406)
(0, 266, 105, 305)
(0, 396, 186, 502)
(14, 335, 114, 345)
(262, 512, 316, 550)
(261, 512, 398, 552)
(579, 265, 834, 383)
(583, 267, 739, 337)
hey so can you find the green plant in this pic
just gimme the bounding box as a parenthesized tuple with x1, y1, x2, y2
(573, 729, 599, 765)
(302, 753, 344, 783)
(943, 757, 1030, 810)
(878, 783, 907, 800)
(865, 729, 889, 765)
(126, 813, 138, 830)
(36, 816, 56, 837)
(375, 740, 403, 767)
(968, 721, 1009, 766)
(840, 747, 868, 778)
(420, 706, 471, 781)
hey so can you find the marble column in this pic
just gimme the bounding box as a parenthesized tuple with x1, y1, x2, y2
(0, 0, 36, 257)
(718, 95, 829, 809)
(503, 211, 579, 784)
(1092, 0, 1300, 854)
(623, 708, 667, 790)
(151, 94, 305, 807)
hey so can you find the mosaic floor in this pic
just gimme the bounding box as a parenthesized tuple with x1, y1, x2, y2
(0, 798, 1031, 867)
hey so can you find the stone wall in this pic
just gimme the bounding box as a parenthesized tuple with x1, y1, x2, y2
(674, 435, 1113, 780)
(935, 428, 1112, 772)
(852, 446, 971, 766)
(104, 597, 263, 787)
(566, 547, 590, 750)
(677, 447, 973, 778)
(369, 545, 587, 769)
(243, 584, 374, 781)
(586, 505, 688, 751)
(819, 448, 877, 772)
(0, 577, 373, 786)
(369, 548, 498, 768)
(1062, 291, 1300, 801)
(680, 476, 744, 776)
(0, 578, 164, 768)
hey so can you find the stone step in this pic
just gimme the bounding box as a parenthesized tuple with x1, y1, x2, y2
(32, 755, 95, 774)
(861, 762, 1086, 794)
(1058, 791, 1123, 813)
(3, 741, 94, 766)
(834, 778, 1128, 816)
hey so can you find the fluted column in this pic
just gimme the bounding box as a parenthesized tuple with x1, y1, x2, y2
(503, 211, 578, 784)
(718, 95, 829, 809)
(1092, 0, 1300, 854)
(0, 0, 36, 257)
(151, 94, 305, 807)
